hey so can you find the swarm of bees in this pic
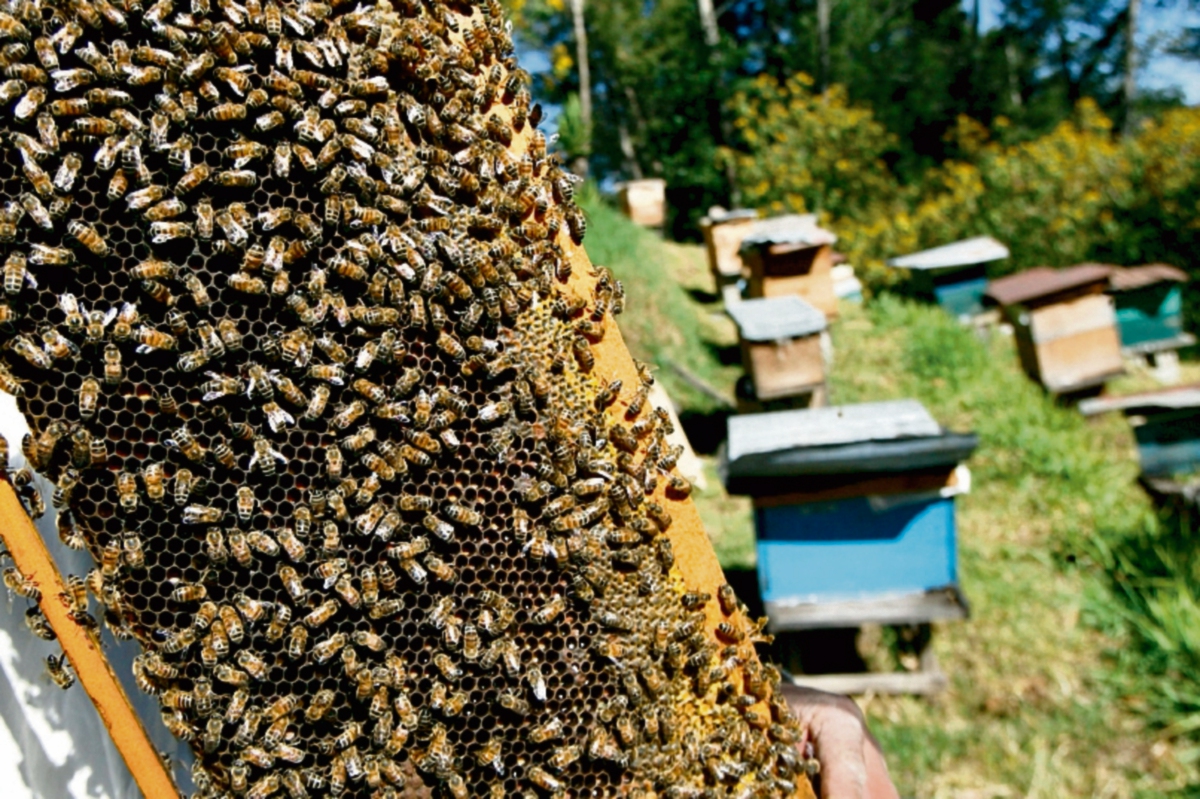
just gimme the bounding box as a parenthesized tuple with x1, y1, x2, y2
(0, 0, 808, 793)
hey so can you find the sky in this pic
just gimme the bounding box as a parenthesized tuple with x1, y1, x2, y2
(1141, 5, 1200, 104)
(975, 0, 1200, 104)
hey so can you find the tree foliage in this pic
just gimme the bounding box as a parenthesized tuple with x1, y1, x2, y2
(502, 0, 1179, 231)
(720, 71, 1200, 324)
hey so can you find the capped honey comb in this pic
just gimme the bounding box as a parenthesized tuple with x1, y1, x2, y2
(0, 0, 811, 795)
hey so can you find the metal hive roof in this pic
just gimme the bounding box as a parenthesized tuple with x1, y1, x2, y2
(726, 296, 827, 341)
(888, 236, 1010, 270)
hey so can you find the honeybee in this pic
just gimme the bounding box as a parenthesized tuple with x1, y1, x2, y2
(53, 152, 81, 192)
(215, 169, 258, 188)
(182, 505, 223, 525)
(312, 631, 347, 664)
(28, 245, 79, 275)
(199, 528, 226, 566)
(526, 665, 548, 702)
(46, 654, 75, 690)
(248, 437, 286, 475)
(165, 425, 206, 464)
(170, 580, 207, 604)
(3, 567, 39, 600)
(14, 86, 46, 120)
(304, 598, 339, 629)
(149, 221, 194, 244)
(21, 605, 55, 642)
(528, 716, 564, 745)
(276, 527, 305, 562)
(145, 198, 187, 222)
(353, 629, 385, 652)
(173, 164, 209, 196)
(2, 253, 35, 297)
(424, 553, 456, 584)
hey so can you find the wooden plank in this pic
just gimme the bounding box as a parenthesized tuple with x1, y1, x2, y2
(765, 587, 969, 631)
(0, 483, 180, 799)
(745, 245, 839, 318)
(751, 467, 959, 507)
(745, 335, 826, 401)
(1029, 293, 1116, 343)
(1036, 325, 1124, 392)
(789, 669, 947, 696)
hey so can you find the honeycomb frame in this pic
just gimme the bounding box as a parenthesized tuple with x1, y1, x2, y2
(0, 0, 815, 794)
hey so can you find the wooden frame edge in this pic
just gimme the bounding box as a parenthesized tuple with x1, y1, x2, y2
(0, 482, 180, 799)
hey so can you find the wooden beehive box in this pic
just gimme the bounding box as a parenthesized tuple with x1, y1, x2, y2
(985, 264, 1124, 394)
(888, 236, 1009, 318)
(699, 208, 759, 293)
(727, 295, 827, 402)
(617, 178, 667, 227)
(1108, 264, 1194, 355)
(739, 215, 839, 318)
(723, 399, 978, 633)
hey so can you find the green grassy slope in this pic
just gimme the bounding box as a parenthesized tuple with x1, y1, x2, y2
(581, 193, 1200, 796)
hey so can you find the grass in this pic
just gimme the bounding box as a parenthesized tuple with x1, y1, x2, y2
(581, 192, 1200, 797)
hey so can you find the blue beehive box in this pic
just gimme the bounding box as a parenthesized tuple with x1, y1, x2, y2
(888, 236, 1009, 319)
(723, 400, 977, 631)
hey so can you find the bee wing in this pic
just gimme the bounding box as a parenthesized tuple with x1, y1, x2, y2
(266, 409, 294, 433)
(58, 292, 78, 313)
(101, 306, 118, 328)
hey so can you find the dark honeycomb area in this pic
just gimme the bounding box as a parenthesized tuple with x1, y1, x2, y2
(0, 0, 808, 795)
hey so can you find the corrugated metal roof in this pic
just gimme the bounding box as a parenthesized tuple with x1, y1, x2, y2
(1078, 384, 1200, 415)
(738, 214, 838, 251)
(1108, 264, 1188, 291)
(726, 296, 826, 341)
(887, 236, 1010, 270)
(984, 264, 1113, 306)
(726, 399, 940, 462)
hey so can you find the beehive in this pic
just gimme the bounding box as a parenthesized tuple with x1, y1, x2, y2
(0, 0, 813, 795)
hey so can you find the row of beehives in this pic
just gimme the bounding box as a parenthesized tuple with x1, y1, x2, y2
(700, 208, 1195, 692)
(702, 211, 978, 694)
(704, 207, 1192, 403)
(887, 239, 1200, 499)
(701, 209, 842, 411)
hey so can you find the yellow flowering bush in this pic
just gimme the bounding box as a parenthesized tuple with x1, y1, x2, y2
(718, 74, 901, 222)
(724, 75, 1200, 295)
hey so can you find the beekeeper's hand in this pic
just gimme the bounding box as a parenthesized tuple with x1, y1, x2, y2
(780, 684, 900, 799)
